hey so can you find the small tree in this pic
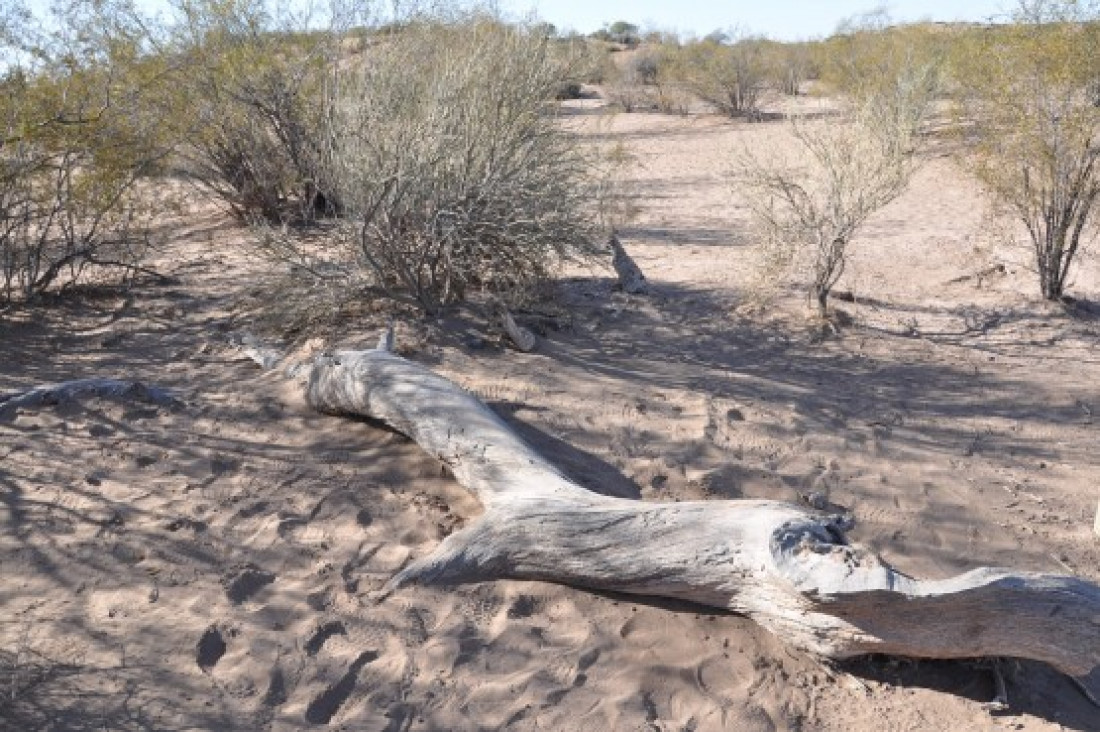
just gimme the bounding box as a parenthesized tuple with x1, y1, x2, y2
(607, 21, 639, 47)
(1, 0, 176, 304)
(671, 32, 769, 119)
(737, 62, 935, 316)
(959, 0, 1100, 301)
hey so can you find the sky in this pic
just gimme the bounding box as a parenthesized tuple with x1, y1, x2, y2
(494, 0, 1013, 40)
(16, 0, 1015, 42)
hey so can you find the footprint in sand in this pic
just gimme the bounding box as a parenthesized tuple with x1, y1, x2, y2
(304, 620, 347, 657)
(303, 650, 378, 725)
(262, 666, 289, 707)
(196, 625, 227, 673)
(222, 564, 276, 604)
(506, 594, 539, 619)
(577, 647, 600, 673)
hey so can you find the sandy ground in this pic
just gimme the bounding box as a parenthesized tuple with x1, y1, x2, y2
(2, 94, 1099, 731)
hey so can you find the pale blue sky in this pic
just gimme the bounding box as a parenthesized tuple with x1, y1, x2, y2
(18, 0, 1015, 41)
(496, 0, 1013, 40)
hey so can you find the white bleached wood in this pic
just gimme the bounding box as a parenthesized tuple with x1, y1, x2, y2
(0, 378, 180, 418)
(306, 348, 1100, 683)
(496, 306, 537, 353)
(609, 234, 647, 294)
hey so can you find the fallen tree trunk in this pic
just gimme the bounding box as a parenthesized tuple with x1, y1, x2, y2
(306, 347, 1100, 687)
(0, 378, 180, 419)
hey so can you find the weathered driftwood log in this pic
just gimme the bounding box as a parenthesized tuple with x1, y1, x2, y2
(306, 348, 1100, 687)
(488, 301, 537, 353)
(0, 378, 179, 419)
(609, 234, 647, 294)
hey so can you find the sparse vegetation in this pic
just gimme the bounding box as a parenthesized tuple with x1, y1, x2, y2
(668, 32, 770, 119)
(817, 11, 943, 130)
(2, 0, 1096, 320)
(606, 48, 663, 112)
(171, 0, 342, 224)
(764, 40, 816, 97)
(5, 3, 1100, 729)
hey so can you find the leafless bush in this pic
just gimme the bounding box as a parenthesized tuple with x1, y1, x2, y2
(262, 18, 599, 313)
(0, 147, 160, 304)
(737, 99, 924, 317)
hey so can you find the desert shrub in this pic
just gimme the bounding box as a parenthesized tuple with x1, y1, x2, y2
(763, 41, 817, 96)
(606, 49, 663, 112)
(262, 17, 599, 313)
(629, 49, 661, 86)
(957, 0, 1100, 301)
(562, 35, 618, 86)
(550, 34, 606, 98)
(171, 0, 339, 224)
(592, 141, 640, 232)
(0, 0, 176, 304)
(737, 68, 932, 316)
(669, 33, 770, 119)
(818, 12, 944, 114)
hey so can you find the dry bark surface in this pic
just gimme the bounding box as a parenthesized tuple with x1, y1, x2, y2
(2, 93, 1100, 731)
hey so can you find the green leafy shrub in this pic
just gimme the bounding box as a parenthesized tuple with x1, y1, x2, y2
(172, 0, 338, 223)
(955, 0, 1100, 300)
(1, 0, 176, 304)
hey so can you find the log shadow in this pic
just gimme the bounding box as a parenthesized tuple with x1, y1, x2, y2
(490, 403, 641, 500)
(838, 656, 1099, 732)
